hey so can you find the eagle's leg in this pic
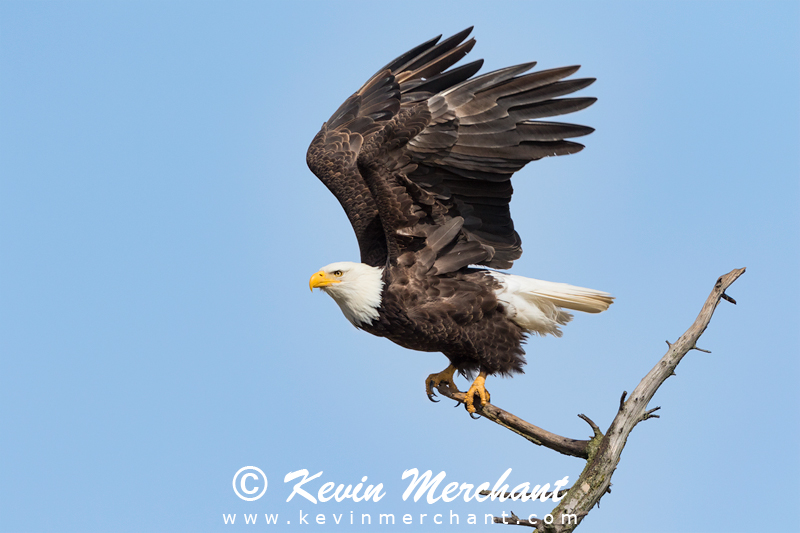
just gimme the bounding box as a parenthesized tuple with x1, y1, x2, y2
(425, 364, 460, 402)
(464, 371, 491, 414)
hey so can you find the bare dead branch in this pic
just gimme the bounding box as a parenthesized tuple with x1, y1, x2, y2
(577, 414, 603, 439)
(721, 292, 736, 304)
(433, 383, 592, 459)
(538, 267, 745, 532)
(435, 269, 744, 532)
(641, 406, 661, 422)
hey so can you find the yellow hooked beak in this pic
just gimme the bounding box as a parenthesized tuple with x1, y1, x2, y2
(309, 270, 341, 291)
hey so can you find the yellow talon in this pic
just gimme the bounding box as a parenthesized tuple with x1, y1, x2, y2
(465, 372, 491, 414)
(426, 364, 460, 401)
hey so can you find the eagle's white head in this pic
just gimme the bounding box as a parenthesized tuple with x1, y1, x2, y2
(309, 261, 384, 327)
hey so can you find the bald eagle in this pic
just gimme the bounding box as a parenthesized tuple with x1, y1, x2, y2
(308, 28, 612, 413)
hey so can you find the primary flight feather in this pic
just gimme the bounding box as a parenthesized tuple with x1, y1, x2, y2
(307, 28, 612, 413)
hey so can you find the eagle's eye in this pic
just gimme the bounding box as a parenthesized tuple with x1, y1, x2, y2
(332, 270, 343, 277)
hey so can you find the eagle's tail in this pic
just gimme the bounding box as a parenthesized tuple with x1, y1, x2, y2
(489, 272, 613, 336)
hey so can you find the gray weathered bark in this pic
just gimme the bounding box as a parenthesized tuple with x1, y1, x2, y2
(434, 268, 745, 531)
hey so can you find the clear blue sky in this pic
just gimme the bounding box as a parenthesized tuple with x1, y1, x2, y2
(1, 2, 798, 532)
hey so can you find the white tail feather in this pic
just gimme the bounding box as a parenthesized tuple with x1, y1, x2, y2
(489, 272, 613, 336)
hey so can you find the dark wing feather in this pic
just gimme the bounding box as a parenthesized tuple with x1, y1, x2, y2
(309, 29, 596, 272)
(307, 29, 479, 267)
(403, 64, 597, 270)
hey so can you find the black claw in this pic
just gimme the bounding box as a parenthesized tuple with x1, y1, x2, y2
(453, 401, 460, 408)
(464, 401, 482, 418)
(427, 381, 440, 403)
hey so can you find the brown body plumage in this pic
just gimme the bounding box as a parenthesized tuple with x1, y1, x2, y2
(361, 266, 526, 378)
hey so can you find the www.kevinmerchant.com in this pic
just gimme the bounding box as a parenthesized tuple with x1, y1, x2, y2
(224, 466, 579, 527)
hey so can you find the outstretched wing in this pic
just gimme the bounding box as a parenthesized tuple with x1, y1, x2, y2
(405, 63, 596, 270)
(307, 28, 481, 267)
(308, 28, 595, 273)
